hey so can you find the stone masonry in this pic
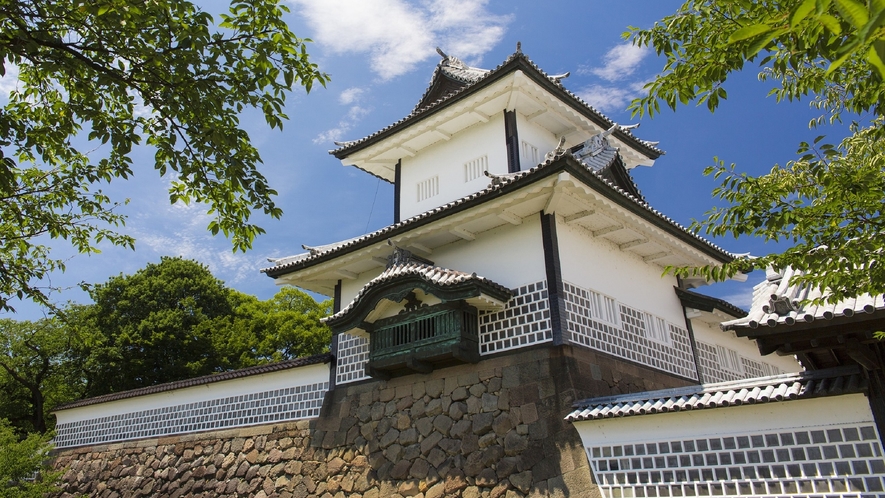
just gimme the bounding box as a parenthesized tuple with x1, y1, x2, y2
(53, 345, 691, 497)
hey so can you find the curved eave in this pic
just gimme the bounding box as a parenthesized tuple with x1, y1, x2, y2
(330, 54, 661, 167)
(264, 154, 734, 285)
(326, 273, 512, 333)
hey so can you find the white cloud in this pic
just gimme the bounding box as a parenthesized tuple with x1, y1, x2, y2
(583, 44, 649, 82)
(0, 63, 20, 99)
(339, 87, 365, 105)
(314, 105, 372, 144)
(132, 200, 269, 285)
(577, 81, 648, 113)
(718, 290, 754, 310)
(288, 0, 509, 79)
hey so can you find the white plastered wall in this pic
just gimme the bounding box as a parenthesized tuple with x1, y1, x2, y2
(691, 319, 801, 374)
(55, 362, 330, 426)
(575, 394, 873, 450)
(399, 114, 508, 220)
(556, 216, 684, 325)
(515, 112, 561, 170)
(430, 213, 546, 290)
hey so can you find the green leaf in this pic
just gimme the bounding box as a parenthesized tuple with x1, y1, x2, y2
(818, 13, 843, 33)
(834, 0, 870, 28)
(866, 44, 885, 78)
(792, 0, 817, 27)
(728, 24, 772, 43)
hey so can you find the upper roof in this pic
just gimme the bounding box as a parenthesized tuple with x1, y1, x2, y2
(721, 267, 885, 331)
(54, 353, 332, 411)
(565, 365, 865, 422)
(330, 50, 663, 180)
(262, 151, 735, 287)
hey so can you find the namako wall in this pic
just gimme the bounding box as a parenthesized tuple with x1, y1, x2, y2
(52, 345, 692, 498)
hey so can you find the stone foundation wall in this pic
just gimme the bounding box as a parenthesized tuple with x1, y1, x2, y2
(53, 345, 691, 497)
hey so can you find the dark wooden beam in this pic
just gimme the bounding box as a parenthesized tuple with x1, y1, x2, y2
(504, 110, 520, 173)
(394, 159, 402, 223)
(541, 213, 568, 345)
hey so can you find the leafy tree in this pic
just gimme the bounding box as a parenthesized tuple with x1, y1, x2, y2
(210, 287, 331, 369)
(73, 257, 331, 397)
(0, 419, 61, 498)
(76, 257, 235, 396)
(629, 0, 885, 302)
(0, 318, 82, 435)
(0, 0, 328, 312)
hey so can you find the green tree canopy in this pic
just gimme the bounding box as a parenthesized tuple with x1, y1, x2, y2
(0, 318, 82, 434)
(0, 419, 60, 498)
(630, 0, 885, 302)
(72, 257, 330, 397)
(210, 287, 332, 370)
(76, 257, 237, 396)
(0, 0, 328, 312)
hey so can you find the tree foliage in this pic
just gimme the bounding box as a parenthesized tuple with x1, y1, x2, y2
(0, 318, 82, 434)
(0, 257, 331, 426)
(73, 257, 330, 397)
(0, 419, 61, 498)
(0, 0, 328, 312)
(629, 0, 885, 302)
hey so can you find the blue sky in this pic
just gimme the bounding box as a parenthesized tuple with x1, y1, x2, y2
(4, 0, 840, 319)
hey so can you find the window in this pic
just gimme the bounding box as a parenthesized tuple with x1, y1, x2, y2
(643, 313, 671, 344)
(521, 141, 539, 166)
(716, 345, 742, 373)
(464, 155, 488, 182)
(417, 176, 439, 202)
(589, 290, 618, 325)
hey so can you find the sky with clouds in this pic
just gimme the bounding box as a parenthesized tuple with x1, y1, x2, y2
(2, 0, 841, 318)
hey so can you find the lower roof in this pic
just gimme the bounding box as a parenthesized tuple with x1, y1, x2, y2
(566, 365, 866, 422)
(54, 353, 332, 411)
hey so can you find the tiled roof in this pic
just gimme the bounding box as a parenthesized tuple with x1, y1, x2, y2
(565, 366, 866, 422)
(54, 353, 332, 411)
(721, 267, 885, 330)
(674, 287, 748, 319)
(330, 51, 662, 160)
(324, 262, 511, 324)
(262, 152, 735, 278)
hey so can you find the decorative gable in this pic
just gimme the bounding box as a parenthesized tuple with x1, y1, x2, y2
(324, 250, 512, 379)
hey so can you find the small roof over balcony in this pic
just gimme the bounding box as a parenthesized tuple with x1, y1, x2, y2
(324, 251, 512, 334)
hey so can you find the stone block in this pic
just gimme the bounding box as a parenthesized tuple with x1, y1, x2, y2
(380, 429, 400, 448)
(450, 419, 472, 439)
(432, 415, 453, 436)
(427, 447, 447, 468)
(509, 471, 533, 494)
(399, 428, 418, 446)
(501, 365, 520, 388)
(520, 403, 539, 425)
(438, 437, 461, 456)
(412, 381, 426, 399)
(451, 386, 468, 401)
(478, 433, 496, 449)
(425, 398, 443, 417)
(444, 469, 468, 494)
(395, 413, 411, 431)
(402, 443, 420, 461)
(472, 412, 494, 435)
(466, 395, 482, 414)
(409, 458, 430, 479)
(425, 379, 444, 398)
(492, 413, 513, 436)
(420, 431, 443, 455)
(469, 383, 486, 397)
(448, 401, 467, 420)
(425, 481, 446, 498)
(458, 372, 480, 387)
(504, 432, 528, 456)
(460, 434, 479, 455)
(444, 376, 459, 396)
(383, 443, 404, 463)
(380, 388, 396, 402)
(482, 393, 499, 412)
(477, 467, 497, 487)
(487, 377, 502, 393)
(389, 460, 411, 480)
